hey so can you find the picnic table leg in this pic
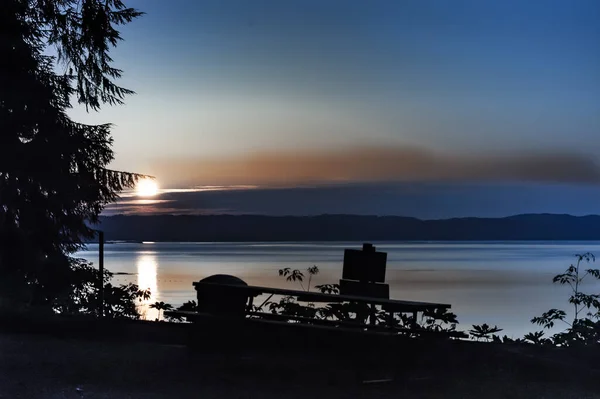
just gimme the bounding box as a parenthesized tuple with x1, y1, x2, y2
(246, 296, 254, 313)
(387, 311, 394, 329)
(412, 311, 418, 329)
(369, 303, 376, 326)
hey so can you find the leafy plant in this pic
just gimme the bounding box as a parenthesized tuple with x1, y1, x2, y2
(314, 283, 340, 295)
(531, 309, 568, 330)
(421, 308, 459, 332)
(529, 253, 600, 347)
(47, 259, 151, 320)
(164, 300, 198, 322)
(104, 283, 151, 319)
(553, 253, 598, 325)
(264, 266, 323, 320)
(178, 300, 198, 312)
(50, 258, 110, 315)
(469, 324, 503, 341)
(278, 265, 319, 291)
(267, 296, 318, 320)
(149, 301, 174, 321)
(522, 331, 549, 345)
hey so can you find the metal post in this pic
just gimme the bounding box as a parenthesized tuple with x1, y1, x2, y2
(98, 230, 104, 318)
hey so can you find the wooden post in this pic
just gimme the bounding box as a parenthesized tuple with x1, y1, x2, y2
(412, 311, 418, 329)
(98, 230, 104, 318)
(370, 303, 376, 326)
(246, 295, 254, 313)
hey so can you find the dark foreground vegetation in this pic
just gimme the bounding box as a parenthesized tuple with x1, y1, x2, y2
(1, 318, 600, 399)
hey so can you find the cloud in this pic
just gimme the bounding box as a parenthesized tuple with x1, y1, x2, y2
(117, 186, 258, 199)
(153, 146, 600, 188)
(103, 181, 600, 218)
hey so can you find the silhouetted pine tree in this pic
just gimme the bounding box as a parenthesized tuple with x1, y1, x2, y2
(0, 0, 143, 307)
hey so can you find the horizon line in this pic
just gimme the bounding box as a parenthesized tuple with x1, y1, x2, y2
(99, 212, 600, 221)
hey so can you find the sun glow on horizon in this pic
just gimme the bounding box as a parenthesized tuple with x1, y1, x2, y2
(136, 178, 159, 197)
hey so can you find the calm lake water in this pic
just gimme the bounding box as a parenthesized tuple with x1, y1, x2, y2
(76, 241, 600, 338)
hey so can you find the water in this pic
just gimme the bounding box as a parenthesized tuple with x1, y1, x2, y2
(76, 241, 600, 338)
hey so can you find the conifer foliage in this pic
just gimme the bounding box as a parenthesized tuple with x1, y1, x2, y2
(0, 0, 143, 306)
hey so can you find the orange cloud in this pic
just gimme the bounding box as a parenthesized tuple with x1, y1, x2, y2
(153, 146, 600, 188)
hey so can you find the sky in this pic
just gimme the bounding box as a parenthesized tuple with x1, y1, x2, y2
(69, 0, 600, 218)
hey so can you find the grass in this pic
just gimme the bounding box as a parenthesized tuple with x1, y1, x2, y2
(1, 313, 600, 398)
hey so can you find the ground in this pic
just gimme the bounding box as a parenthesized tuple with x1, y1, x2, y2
(1, 328, 600, 399)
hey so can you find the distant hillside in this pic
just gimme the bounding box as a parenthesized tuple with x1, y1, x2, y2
(93, 214, 600, 242)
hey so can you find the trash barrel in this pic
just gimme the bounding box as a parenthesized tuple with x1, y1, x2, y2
(194, 274, 249, 317)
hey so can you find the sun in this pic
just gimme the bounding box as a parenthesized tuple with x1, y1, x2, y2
(136, 178, 159, 197)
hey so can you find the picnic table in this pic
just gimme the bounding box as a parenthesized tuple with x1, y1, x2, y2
(167, 279, 457, 337)
(167, 243, 462, 340)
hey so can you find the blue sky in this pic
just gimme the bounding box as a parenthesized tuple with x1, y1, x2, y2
(68, 0, 600, 217)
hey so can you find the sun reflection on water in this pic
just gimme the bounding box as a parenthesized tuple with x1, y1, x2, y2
(136, 253, 158, 320)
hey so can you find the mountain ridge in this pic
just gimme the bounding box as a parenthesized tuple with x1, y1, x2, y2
(93, 213, 600, 242)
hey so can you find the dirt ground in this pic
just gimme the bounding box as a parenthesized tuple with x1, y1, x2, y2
(1, 330, 600, 399)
